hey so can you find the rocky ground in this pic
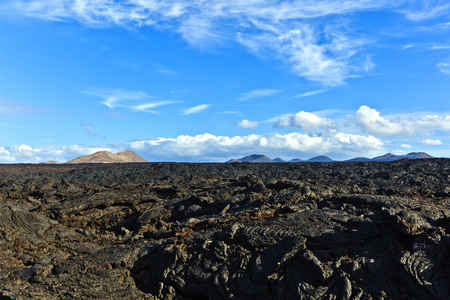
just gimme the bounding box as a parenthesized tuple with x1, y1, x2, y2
(0, 159, 449, 299)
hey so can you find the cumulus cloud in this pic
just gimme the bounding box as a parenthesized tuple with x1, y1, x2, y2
(10, 1, 444, 85)
(237, 89, 282, 101)
(0, 130, 384, 163)
(0, 144, 123, 163)
(354, 105, 450, 137)
(182, 104, 211, 115)
(274, 111, 334, 130)
(238, 119, 259, 129)
(128, 132, 384, 162)
(418, 139, 444, 145)
(401, 143, 413, 149)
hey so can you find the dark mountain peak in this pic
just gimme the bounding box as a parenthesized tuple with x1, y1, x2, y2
(227, 154, 274, 163)
(226, 152, 434, 163)
(290, 158, 304, 163)
(373, 152, 434, 162)
(273, 157, 286, 162)
(307, 155, 334, 162)
(346, 157, 371, 162)
(372, 153, 401, 161)
(405, 152, 434, 159)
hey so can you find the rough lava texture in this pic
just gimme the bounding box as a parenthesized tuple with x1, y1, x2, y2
(0, 159, 449, 299)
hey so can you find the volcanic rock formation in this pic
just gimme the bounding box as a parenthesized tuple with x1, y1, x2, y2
(0, 159, 449, 299)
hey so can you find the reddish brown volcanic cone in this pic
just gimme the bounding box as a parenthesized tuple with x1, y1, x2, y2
(66, 151, 147, 164)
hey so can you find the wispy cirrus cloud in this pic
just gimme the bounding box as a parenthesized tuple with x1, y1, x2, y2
(83, 88, 178, 113)
(402, 43, 450, 51)
(182, 104, 211, 115)
(83, 88, 152, 108)
(437, 62, 450, 74)
(132, 101, 179, 114)
(237, 89, 282, 101)
(293, 89, 329, 98)
(8, 1, 447, 85)
(0, 100, 38, 114)
(400, 2, 450, 21)
(416, 21, 450, 32)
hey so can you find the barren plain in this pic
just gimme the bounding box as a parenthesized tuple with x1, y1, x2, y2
(0, 159, 449, 299)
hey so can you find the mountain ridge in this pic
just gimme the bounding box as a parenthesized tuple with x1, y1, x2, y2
(227, 152, 435, 163)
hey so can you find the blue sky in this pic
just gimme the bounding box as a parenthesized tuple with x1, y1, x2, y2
(0, 0, 450, 162)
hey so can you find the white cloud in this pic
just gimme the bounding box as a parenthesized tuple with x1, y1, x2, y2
(237, 89, 282, 101)
(83, 88, 178, 113)
(128, 131, 384, 162)
(293, 89, 329, 98)
(83, 88, 152, 108)
(7, 1, 449, 85)
(354, 105, 450, 137)
(400, 143, 413, 149)
(7, 0, 423, 85)
(355, 105, 405, 136)
(0, 129, 385, 163)
(182, 104, 211, 115)
(238, 119, 258, 129)
(131, 101, 179, 113)
(417, 22, 450, 32)
(239, 25, 373, 86)
(418, 139, 444, 145)
(400, 2, 450, 21)
(274, 111, 334, 130)
(0, 144, 122, 163)
(437, 62, 450, 74)
(402, 43, 450, 51)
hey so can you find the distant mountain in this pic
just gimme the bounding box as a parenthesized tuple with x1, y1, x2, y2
(225, 152, 434, 163)
(404, 152, 434, 159)
(273, 157, 286, 162)
(372, 153, 401, 162)
(290, 158, 304, 163)
(346, 157, 371, 162)
(307, 155, 334, 162)
(372, 152, 434, 162)
(45, 160, 62, 164)
(66, 151, 148, 164)
(226, 154, 274, 163)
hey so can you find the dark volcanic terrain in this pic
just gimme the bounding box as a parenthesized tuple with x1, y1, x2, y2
(0, 159, 449, 299)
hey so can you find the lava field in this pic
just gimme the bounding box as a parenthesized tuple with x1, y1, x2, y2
(0, 159, 449, 299)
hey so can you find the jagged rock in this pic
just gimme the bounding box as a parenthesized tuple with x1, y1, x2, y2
(0, 159, 449, 299)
